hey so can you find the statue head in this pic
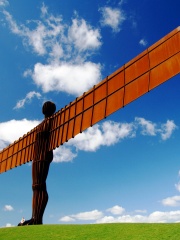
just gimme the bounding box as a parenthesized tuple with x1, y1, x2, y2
(42, 101, 56, 118)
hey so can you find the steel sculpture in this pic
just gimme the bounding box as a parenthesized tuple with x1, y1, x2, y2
(18, 101, 56, 225)
(0, 26, 180, 224)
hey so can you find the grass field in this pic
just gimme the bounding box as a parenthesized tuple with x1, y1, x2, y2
(0, 223, 180, 240)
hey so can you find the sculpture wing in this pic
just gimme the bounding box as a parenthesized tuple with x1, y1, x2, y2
(0, 26, 180, 174)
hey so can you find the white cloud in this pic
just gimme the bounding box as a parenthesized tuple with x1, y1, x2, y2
(135, 117, 156, 136)
(59, 216, 75, 222)
(72, 209, 103, 220)
(53, 146, 77, 163)
(100, 6, 126, 32)
(68, 125, 104, 152)
(3, 5, 103, 96)
(106, 205, 125, 215)
(3, 8, 64, 56)
(148, 211, 180, 223)
(64, 118, 175, 158)
(97, 210, 180, 223)
(103, 211, 180, 223)
(60, 210, 103, 222)
(68, 121, 135, 152)
(40, 2, 48, 17)
(96, 214, 147, 223)
(68, 18, 101, 52)
(52, 120, 134, 162)
(0, 119, 40, 150)
(30, 62, 102, 96)
(96, 216, 115, 223)
(3, 205, 14, 211)
(160, 120, 177, 140)
(14, 91, 42, 109)
(60, 205, 180, 224)
(27, 24, 47, 55)
(3, 10, 23, 35)
(161, 196, 180, 207)
(0, 0, 9, 7)
(101, 121, 134, 145)
(139, 38, 148, 47)
(5, 223, 14, 227)
(135, 118, 177, 141)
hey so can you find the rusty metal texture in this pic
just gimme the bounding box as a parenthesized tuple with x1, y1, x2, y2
(0, 26, 180, 174)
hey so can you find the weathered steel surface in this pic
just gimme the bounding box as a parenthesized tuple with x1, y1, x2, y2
(0, 26, 180, 174)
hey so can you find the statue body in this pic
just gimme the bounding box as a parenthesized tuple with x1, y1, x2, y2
(18, 101, 56, 225)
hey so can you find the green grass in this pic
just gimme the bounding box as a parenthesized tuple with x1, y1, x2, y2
(0, 223, 180, 240)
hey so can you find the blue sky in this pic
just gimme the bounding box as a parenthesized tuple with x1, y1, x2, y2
(0, 0, 180, 227)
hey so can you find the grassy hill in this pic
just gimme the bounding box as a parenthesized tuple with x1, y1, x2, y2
(0, 223, 180, 240)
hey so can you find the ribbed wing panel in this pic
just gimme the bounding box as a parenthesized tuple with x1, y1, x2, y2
(0, 26, 180, 174)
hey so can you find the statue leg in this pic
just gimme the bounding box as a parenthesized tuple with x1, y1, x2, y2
(18, 159, 51, 226)
(31, 159, 51, 224)
(31, 184, 48, 224)
(18, 150, 53, 226)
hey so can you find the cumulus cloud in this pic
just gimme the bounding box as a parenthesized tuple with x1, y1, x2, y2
(59, 209, 103, 222)
(3, 8, 64, 56)
(148, 211, 180, 223)
(52, 120, 134, 163)
(100, 6, 126, 32)
(3, 205, 14, 211)
(135, 118, 177, 140)
(53, 146, 77, 163)
(14, 91, 42, 109)
(97, 210, 180, 223)
(30, 62, 101, 96)
(60, 205, 180, 223)
(68, 18, 101, 52)
(72, 210, 103, 220)
(68, 121, 135, 152)
(67, 118, 176, 155)
(0, 119, 40, 150)
(96, 214, 146, 223)
(3, 5, 102, 97)
(106, 205, 125, 215)
(60, 216, 75, 222)
(161, 196, 180, 207)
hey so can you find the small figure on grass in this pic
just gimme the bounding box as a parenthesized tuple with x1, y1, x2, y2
(18, 217, 25, 226)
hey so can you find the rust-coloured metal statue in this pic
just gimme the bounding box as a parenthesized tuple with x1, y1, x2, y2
(18, 101, 56, 225)
(0, 26, 179, 225)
